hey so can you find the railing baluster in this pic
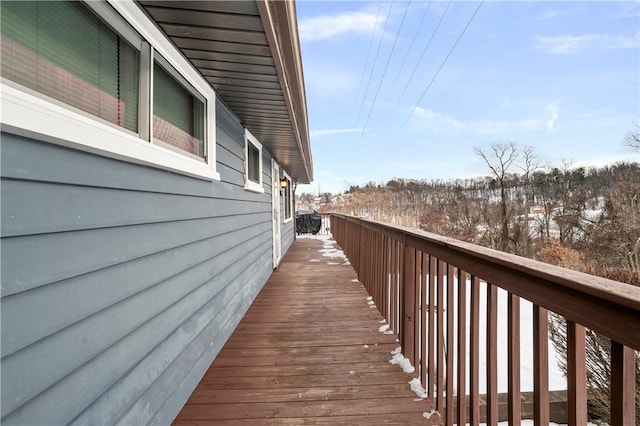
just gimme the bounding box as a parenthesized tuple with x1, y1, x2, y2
(403, 245, 416, 362)
(533, 305, 549, 426)
(507, 293, 521, 425)
(399, 239, 406, 349)
(610, 341, 635, 426)
(486, 283, 498, 426)
(414, 249, 421, 369)
(428, 255, 436, 400)
(469, 276, 480, 426)
(457, 269, 467, 426)
(383, 235, 390, 321)
(390, 239, 397, 334)
(446, 264, 455, 424)
(385, 235, 391, 322)
(437, 259, 445, 412)
(421, 252, 428, 391)
(377, 232, 383, 314)
(567, 321, 587, 426)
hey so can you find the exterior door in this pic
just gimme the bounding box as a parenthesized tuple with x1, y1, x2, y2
(272, 160, 282, 267)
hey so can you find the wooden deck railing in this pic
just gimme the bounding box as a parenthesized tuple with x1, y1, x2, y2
(331, 213, 639, 426)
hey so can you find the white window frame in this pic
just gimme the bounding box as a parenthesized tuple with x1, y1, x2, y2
(0, 0, 220, 181)
(282, 170, 293, 223)
(244, 129, 264, 193)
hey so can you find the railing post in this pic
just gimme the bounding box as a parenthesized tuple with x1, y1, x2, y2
(427, 256, 436, 400)
(610, 341, 636, 426)
(486, 283, 498, 425)
(436, 260, 445, 413)
(446, 264, 455, 424)
(469, 276, 480, 426)
(533, 305, 549, 426)
(402, 243, 415, 361)
(457, 270, 467, 426)
(420, 253, 429, 396)
(507, 293, 521, 425)
(567, 321, 587, 426)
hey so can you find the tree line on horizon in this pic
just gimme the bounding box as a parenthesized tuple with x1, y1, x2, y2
(320, 145, 639, 287)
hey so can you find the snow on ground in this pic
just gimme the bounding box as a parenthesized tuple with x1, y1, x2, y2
(390, 347, 416, 374)
(302, 233, 349, 261)
(410, 378, 428, 398)
(423, 410, 437, 419)
(297, 233, 334, 241)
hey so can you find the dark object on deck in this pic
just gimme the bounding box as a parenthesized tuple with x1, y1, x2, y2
(296, 210, 322, 234)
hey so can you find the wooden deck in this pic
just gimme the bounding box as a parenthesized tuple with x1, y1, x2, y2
(173, 236, 439, 425)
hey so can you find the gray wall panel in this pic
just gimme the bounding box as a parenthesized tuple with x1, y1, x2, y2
(1, 213, 270, 357)
(282, 219, 295, 254)
(0, 93, 292, 423)
(0, 133, 215, 197)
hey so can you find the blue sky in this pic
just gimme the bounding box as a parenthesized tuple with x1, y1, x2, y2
(294, 1, 640, 194)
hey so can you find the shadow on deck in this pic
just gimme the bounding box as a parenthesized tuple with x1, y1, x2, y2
(173, 236, 438, 425)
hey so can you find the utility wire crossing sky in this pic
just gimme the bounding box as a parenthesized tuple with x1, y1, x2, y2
(294, 0, 640, 194)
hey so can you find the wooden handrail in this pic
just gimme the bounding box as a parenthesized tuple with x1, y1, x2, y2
(331, 213, 639, 425)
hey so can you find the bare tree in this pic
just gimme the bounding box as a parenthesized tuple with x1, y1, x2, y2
(518, 145, 539, 256)
(474, 142, 518, 252)
(625, 123, 640, 151)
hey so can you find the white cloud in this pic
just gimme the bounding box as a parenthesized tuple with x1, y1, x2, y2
(298, 11, 384, 42)
(535, 32, 640, 54)
(474, 118, 543, 136)
(310, 128, 362, 138)
(546, 100, 560, 132)
(412, 107, 463, 132)
(408, 103, 566, 137)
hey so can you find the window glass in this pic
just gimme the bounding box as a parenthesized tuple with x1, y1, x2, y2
(153, 61, 205, 157)
(1, 1, 139, 132)
(247, 142, 260, 183)
(284, 177, 292, 219)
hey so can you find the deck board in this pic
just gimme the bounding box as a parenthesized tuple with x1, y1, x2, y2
(172, 237, 440, 425)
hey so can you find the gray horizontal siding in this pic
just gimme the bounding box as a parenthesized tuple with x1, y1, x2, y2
(0, 98, 283, 425)
(282, 218, 295, 254)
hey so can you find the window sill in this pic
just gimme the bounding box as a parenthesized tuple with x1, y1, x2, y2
(1, 83, 220, 181)
(244, 180, 265, 193)
(284, 217, 293, 224)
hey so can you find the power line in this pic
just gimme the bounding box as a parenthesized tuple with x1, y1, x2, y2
(353, 1, 412, 161)
(352, 1, 384, 121)
(399, 0, 485, 131)
(387, 1, 432, 95)
(352, 1, 394, 133)
(385, 0, 452, 127)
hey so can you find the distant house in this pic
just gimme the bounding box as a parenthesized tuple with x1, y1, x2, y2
(0, 1, 311, 424)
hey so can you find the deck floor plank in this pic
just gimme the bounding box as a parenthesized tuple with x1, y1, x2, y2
(172, 237, 439, 424)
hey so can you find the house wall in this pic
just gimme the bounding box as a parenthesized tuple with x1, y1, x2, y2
(280, 173, 295, 256)
(0, 98, 285, 425)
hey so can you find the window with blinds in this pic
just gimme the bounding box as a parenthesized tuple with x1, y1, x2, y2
(1, 1, 210, 162)
(153, 61, 205, 158)
(0, 1, 139, 132)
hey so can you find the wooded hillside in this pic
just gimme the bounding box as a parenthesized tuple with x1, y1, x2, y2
(302, 159, 640, 285)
